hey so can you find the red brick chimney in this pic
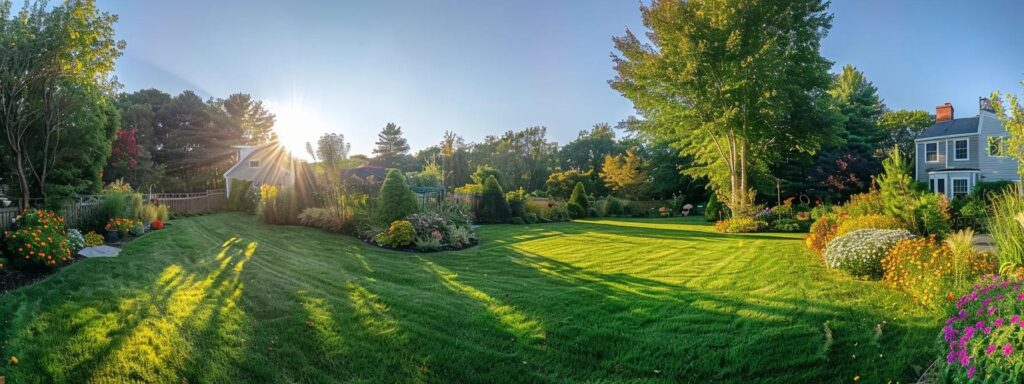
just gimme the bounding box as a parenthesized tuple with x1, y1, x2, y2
(936, 103, 954, 122)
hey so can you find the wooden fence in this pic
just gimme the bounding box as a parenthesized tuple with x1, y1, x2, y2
(0, 189, 227, 231)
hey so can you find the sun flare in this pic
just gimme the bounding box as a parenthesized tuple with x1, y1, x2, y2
(269, 98, 326, 160)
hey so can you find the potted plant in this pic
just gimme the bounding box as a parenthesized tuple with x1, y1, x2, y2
(104, 218, 121, 242)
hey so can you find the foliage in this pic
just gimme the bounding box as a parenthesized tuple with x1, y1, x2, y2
(567, 203, 585, 220)
(991, 87, 1024, 180)
(129, 222, 145, 236)
(714, 217, 766, 234)
(156, 204, 170, 222)
(374, 220, 416, 249)
(843, 190, 887, 217)
(568, 182, 589, 215)
(940, 276, 1024, 382)
(771, 219, 809, 233)
(599, 147, 650, 200)
(558, 123, 621, 185)
(610, 0, 839, 216)
(918, 193, 952, 238)
(877, 110, 935, 161)
(227, 179, 257, 212)
(84, 231, 104, 247)
(951, 197, 988, 231)
(476, 175, 510, 224)
(505, 188, 528, 219)
(523, 212, 539, 224)
(705, 193, 725, 222)
(824, 229, 915, 279)
(602, 196, 624, 216)
(377, 169, 420, 224)
(4, 210, 71, 270)
(878, 146, 919, 223)
(468, 126, 559, 192)
(972, 180, 1019, 202)
(407, 162, 442, 189)
(0, 0, 124, 206)
(256, 185, 306, 225)
(67, 229, 86, 253)
(989, 191, 1024, 271)
(881, 235, 994, 308)
(219, 93, 276, 145)
(545, 170, 597, 200)
(835, 214, 906, 237)
(372, 123, 412, 169)
(105, 218, 138, 234)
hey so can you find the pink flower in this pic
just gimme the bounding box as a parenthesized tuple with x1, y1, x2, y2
(983, 327, 992, 335)
(995, 318, 1005, 327)
(986, 345, 998, 355)
(1004, 343, 1014, 357)
(1013, 315, 1021, 325)
(968, 366, 976, 379)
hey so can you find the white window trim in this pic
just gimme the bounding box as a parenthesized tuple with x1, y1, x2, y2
(951, 177, 970, 198)
(249, 160, 261, 168)
(925, 142, 939, 163)
(953, 139, 969, 161)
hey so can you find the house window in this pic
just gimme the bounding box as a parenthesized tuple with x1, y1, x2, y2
(954, 139, 969, 160)
(249, 160, 261, 168)
(989, 136, 1009, 157)
(925, 142, 939, 162)
(952, 178, 969, 198)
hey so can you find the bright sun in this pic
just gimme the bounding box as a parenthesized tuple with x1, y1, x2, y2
(269, 99, 324, 160)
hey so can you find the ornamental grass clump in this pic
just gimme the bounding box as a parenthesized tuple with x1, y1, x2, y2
(941, 275, 1024, 381)
(824, 229, 914, 279)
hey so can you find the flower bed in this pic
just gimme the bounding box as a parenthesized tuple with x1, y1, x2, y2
(941, 275, 1024, 381)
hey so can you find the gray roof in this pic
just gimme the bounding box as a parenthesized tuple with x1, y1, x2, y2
(917, 117, 979, 139)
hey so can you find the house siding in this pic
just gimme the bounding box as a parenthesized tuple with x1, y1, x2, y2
(916, 139, 953, 182)
(977, 112, 1020, 182)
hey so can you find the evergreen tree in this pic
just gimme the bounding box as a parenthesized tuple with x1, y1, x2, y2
(372, 122, 410, 168)
(378, 169, 420, 223)
(219, 93, 277, 145)
(476, 175, 510, 224)
(568, 182, 589, 218)
(878, 146, 917, 222)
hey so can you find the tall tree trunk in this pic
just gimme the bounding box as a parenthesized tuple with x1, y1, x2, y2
(15, 151, 31, 209)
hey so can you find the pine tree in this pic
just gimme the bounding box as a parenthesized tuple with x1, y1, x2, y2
(878, 146, 917, 222)
(221, 93, 277, 145)
(568, 182, 589, 219)
(372, 123, 410, 168)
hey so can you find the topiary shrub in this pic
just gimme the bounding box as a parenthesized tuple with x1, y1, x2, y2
(940, 275, 1024, 381)
(824, 229, 915, 279)
(476, 175, 510, 224)
(4, 209, 72, 270)
(374, 220, 416, 248)
(569, 182, 588, 214)
(834, 214, 906, 237)
(378, 169, 420, 224)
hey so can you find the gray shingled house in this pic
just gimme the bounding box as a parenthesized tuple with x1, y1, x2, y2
(223, 142, 301, 197)
(914, 98, 1019, 198)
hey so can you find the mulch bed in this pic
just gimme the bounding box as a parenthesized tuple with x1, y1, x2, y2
(0, 255, 85, 296)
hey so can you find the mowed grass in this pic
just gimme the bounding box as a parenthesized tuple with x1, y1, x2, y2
(0, 213, 944, 383)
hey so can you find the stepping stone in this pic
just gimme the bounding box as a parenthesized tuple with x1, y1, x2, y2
(78, 245, 121, 258)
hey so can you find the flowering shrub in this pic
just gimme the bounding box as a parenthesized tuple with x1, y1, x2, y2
(941, 275, 1024, 381)
(67, 229, 86, 253)
(824, 229, 915, 278)
(882, 236, 996, 307)
(105, 217, 137, 234)
(129, 222, 145, 236)
(84, 231, 104, 246)
(374, 220, 416, 248)
(150, 220, 164, 230)
(834, 214, 906, 237)
(714, 217, 766, 233)
(4, 209, 72, 270)
(806, 217, 841, 258)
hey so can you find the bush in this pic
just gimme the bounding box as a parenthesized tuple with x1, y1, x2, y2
(548, 201, 571, 222)
(257, 185, 309, 225)
(714, 217, 766, 233)
(604, 196, 624, 216)
(298, 208, 344, 233)
(882, 234, 995, 307)
(378, 169, 420, 224)
(156, 204, 170, 222)
(918, 193, 952, 238)
(569, 182, 588, 213)
(105, 217, 138, 234)
(129, 222, 145, 236)
(523, 212, 538, 224)
(567, 202, 586, 219)
(447, 225, 478, 248)
(771, 218, 808, 233)
(227, 179, 257, 212)
(84, 231, 104, 246)
(834, 214, 906, 237)
(705, 193, 724, 221)
(476, 175, 511, 224)
(971, 180, 1018, 202)
(374, 220, 416, 248)
(940, 275, 1024, 381)
(806, 217, 840, 258)
(844, 190, 886, 217)
(824, 229, 915, 279)
(4, 209, 72, 270)
(67, 229, 85, 253)
(507, 216, 525, 225)
(989, 191, 1024, 273)
(952, 197, 988, 231)
(505, 188, 528, 218)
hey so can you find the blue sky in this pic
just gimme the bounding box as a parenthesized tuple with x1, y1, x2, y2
(99, 0, 1024, 158)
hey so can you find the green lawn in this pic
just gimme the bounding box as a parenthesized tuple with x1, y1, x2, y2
(0, 213, 944, 383)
